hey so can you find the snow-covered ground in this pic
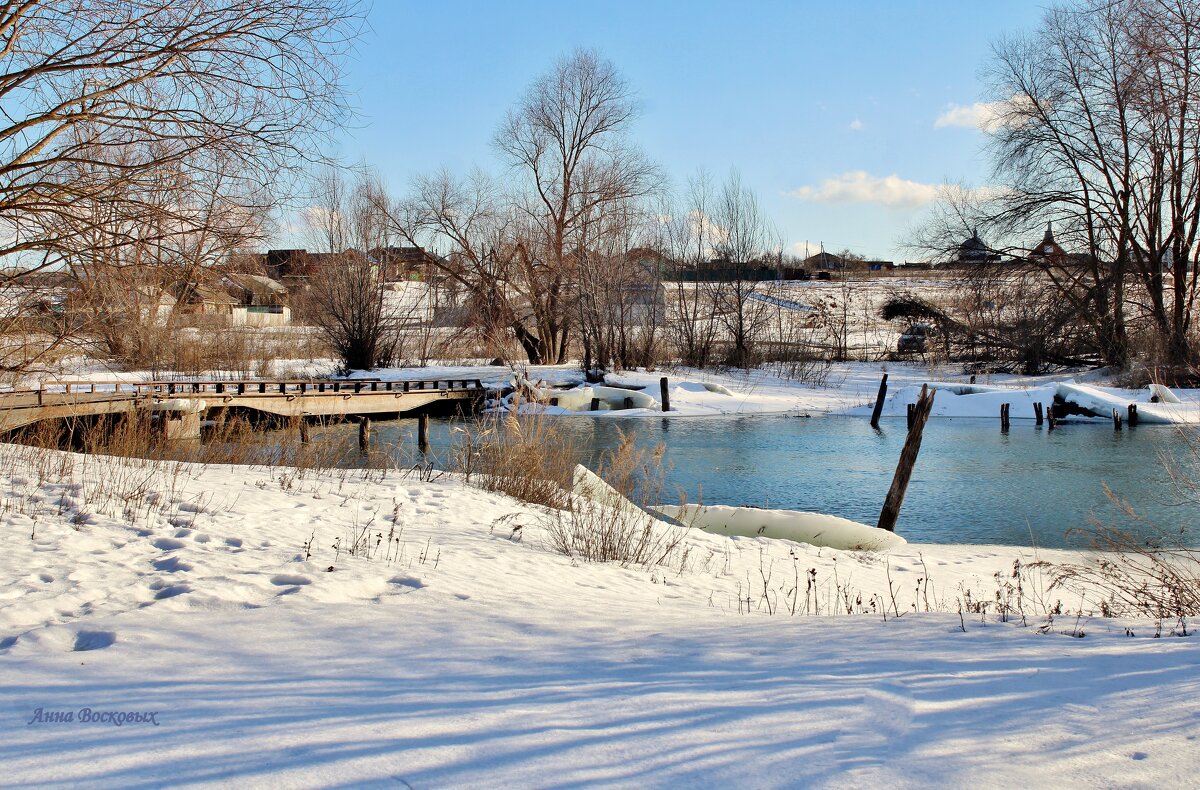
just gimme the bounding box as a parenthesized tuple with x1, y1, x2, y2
(341, 360, 1200, 424)
(3, 439, 1198, 787)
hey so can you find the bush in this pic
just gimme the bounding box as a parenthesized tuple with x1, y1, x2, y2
(1043, 489, 1200, 631)
(453, 402, 578, 509)
(544, 431, 690, 569)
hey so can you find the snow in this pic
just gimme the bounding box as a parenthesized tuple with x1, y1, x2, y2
(854, 380, 1200, 424)
(4, 356, 1200, 784)
(3, 442, 1198, 786)
(445, 361, 1200, 423)
(16, 349, 1200, 424)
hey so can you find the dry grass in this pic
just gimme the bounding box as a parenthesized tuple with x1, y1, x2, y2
(542, 430, 692, 569)
(1042, 523, 1199, 630)
(452, 400, 579, 509)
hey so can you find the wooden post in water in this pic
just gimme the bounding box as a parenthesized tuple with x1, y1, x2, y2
(590, 397, 600, 411)
(878, 384, 936, 533)
(1128, 403, 1138, 427)
(660, 377, 670, 413)
(870, 373, 888, 429)
(1112, 408, 1122, 430)
(418, 413, 430, 453)
(1048, 406, 1057, 431)
(359, 417, 370, 454)
(1034, 402, 1044, 426)
(1000, 403, 1010, 432)
(906, 402, 916, 430)
(299, 419, 310, 445)
(623, 396, 634, 410)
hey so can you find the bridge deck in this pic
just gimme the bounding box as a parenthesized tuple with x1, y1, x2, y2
(0, 379, 486, 432)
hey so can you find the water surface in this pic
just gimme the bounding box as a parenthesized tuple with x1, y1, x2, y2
(325, 415, 1200, 549)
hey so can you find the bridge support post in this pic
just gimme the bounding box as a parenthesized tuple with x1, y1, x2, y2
(418, 413, 429, 453)
(359, 417, 371, 454)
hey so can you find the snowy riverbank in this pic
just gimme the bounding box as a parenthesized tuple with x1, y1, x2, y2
(2, 444, 1198, 787)
(343, 361, 1200, 423)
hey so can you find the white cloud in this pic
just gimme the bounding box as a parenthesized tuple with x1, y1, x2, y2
(849, 119, 864, 131)
(935, 98, 1034, 132)
(785, 171, 939, 209)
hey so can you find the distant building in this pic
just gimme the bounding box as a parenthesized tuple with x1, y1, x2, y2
(172, 280, 240, 320)
(956, 228, 1001, 265)
(369, 246, 448, 282)
(265, 248, 313, 281)
(221, 273, 291, 327)
(802, 251, 847, 271)
(1027, 223, 1067, 266)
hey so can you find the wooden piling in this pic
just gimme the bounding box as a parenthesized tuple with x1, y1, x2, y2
(870, 373, 888, 429)
(1128, 403, 1138, 427)
(660, 377, 670, 413)
(590, 397, 600, 411)
(878, 384, 936, 533)
(1112, 408, 1122, 430)
(1000, 403, 1010, 431)
(1048, 407, 1057, 431)
(623, 396, 634, 410)
(1034, 401, 1043, 426)
(906, 402, 916, 430)
(299, 419, 310, 444)
(359, 417, 370, 454)
(418, 413, 429, 453)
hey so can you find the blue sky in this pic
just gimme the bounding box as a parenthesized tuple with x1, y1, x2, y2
(330, 0, 1051, 262)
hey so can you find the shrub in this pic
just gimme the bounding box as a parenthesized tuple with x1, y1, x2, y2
(453, 402, 578, 509)
(544, 430, 690, 569)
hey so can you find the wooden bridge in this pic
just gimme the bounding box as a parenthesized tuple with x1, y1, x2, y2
(0, 378, 487, 437)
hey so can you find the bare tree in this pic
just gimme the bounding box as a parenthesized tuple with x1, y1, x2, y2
(575, 196, 662, 372)
(0, 0, 361, 371)
(920, 0, 1200, 376)
(54, 146, 267, 366)
(305, 169, 401, 372)
(705, 171, 782, 368)
(403, 168, 529, 360)
(659, 171, 722, 368)
(492, 49, 661, 364)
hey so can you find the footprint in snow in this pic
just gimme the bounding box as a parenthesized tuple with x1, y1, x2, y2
(224, 538, 243, 548)
(37, 573, 54, 583)
(173, 528, 193, 538)
(389, 576, 425, 590)
(152, 557, 193, 573)
(152, 538, 186, 551)
(193, 534, 210, 544)
(73, 630, 116, 651)
(152, 584, 191, 600)
(270, 574, 311, 586)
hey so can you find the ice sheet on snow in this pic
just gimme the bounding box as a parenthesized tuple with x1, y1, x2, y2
(656, 503, 907, 552)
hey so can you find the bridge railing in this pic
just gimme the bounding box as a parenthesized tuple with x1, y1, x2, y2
(26, 379, 487, 397)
